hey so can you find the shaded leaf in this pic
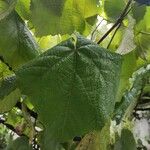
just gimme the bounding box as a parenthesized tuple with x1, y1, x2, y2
(0, 75, 17, 100)
(104, 0, 125, 21)
(114, 65, 150, 123)
(0, 75, 20, 113)
(114, 128, 136, 150)
(6, 136, 32, 150)
(0, 11, 39, 69)
(0, 88, 20, 113)
(15, 0, 31, 20)
(132, 3, 146, 23)
(135, 0, 150, 5)
(116, 51, 137, 102)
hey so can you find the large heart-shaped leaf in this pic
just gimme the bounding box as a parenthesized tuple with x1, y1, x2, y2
(16, 36, 122, 144)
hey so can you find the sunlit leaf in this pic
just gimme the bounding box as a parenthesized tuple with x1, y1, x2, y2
(15, 0, 31, 20)
(30, 0, 100, 36)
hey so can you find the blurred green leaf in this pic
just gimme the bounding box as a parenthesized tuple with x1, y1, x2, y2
(0, 0, 17, 20)
(114, 128, 136, 150)
(132, 3, 146, 23)
(0, 75, 20, 113)
(6, 136, 32, 150)
(0, 11, 39, 69)
(0, 88, 20, 113)
(114, 65, 150, 123)
(15, 0, 31, 20)
(0, 75, 17, 100)
(116, 51, 137, 102)
(104, 0, 125, 21)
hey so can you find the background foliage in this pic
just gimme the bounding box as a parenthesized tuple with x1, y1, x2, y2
(0, 0, 150, 149)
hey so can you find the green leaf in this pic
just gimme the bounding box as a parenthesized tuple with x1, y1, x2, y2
(114, 65, 150, 123)
(6, 136, 32, 150)
(135, 32, 150, 62)
(0, 61, 12, 79)
(104, 0, 125, 21)
(134, 8, 150, 67)
(135, 7, 150, 32)
(0, 0, 17, 20)
(16, 36, 122, 144)
(0, 88, 20, 113)
(75, 0, 100, 18)
(116, 51, 137, 102)
(15, 0, 31, 20)
(0, 11, 39, 69)
(30, 0, 84, 36)
(0, 75, 20, 113)
(135, 0, 150, 6)
(114, 129, 136, 150)
(30, 0, 100, 36)
(0, 75, 17, 100)
(132, 3, 146, 23)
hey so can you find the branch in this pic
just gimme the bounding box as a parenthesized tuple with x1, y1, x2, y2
(135, 107, 150, 111)
(97, 0, 133, 44)
(107, 23, 122, 49)
(91, 19, 103, 41)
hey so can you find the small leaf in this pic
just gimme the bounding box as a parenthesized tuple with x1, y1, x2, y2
(76, 122, 111, 150)
(132, 3, 146, 23)
(0, 0, 17, 20)
(16, 35, 122, 145)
